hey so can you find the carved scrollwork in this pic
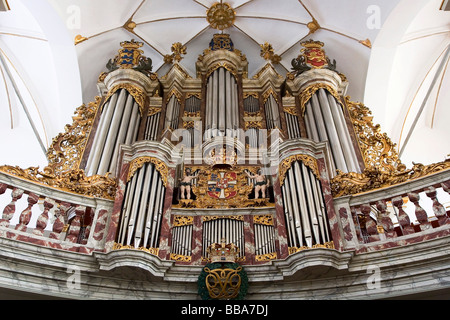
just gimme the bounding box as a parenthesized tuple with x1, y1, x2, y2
(46, 96, 101, 176)
(0, 165, 117, 200)
(331, 161, 450, 197)
(279, 154, 319, 186)
(127, 156, 168, 186)
(344, 96, 404, 174)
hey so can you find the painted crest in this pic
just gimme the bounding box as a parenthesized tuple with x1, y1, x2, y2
(301, 40, 328, 69)
(208, 171, 237, 199)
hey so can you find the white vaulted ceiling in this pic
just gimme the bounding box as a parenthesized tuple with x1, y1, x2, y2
(0, 0, 448, 170)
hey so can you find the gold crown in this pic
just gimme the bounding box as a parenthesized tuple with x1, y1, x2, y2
(120, 39, 143, 50)
(206, 146, 237, 167)
(301, 39, 324, 49)
(207, 238, 239, 263)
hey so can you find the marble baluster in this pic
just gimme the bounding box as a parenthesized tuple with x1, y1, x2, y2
(1, 188, 24, 227)
(408, 192, 431, 231)
(49, 201, 70, 240)
(391, 196, 415, 235)
(14, 192, 39, 232)
(425, 187, 450, 226)
(33, 197, 55, 236)
(360, 204, 379, 242)
(376, 200, 396, 238)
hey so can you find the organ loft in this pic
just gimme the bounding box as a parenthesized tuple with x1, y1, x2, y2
(1, 1, 450, 301)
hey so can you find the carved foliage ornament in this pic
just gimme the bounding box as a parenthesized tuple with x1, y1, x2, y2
(103, 83, 148, 117)
(127, 156, 168, 186)
(279, 154, 320, 186)
(344, 96, 403, 174)
(331, 161, 450, 197)
(0, 166, 117, 200)
(299, 83, 343, 115)
(0, 96, 117, 200)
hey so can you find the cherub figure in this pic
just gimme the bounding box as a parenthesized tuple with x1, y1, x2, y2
(179, 168, 199, 200)
(245, 169, 269, 199)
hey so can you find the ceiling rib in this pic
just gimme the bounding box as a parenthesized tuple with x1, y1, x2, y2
(398, 45, 450, 157)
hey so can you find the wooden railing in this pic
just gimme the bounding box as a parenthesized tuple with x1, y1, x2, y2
(0, 172, 114, 254)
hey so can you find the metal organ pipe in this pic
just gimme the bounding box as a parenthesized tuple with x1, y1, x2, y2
(281, 161, 332, 248)
(326, 92, 360, 173)
(205, 67, 239, 139)
(85, 89, 142, 177)
(117, 163, 166, 249)
(85, 92, 118, 176)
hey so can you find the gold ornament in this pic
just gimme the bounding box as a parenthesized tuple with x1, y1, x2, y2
(279, 154, 320, 186)
(206, 2, 236, 31)
(127, 157, 168, 186)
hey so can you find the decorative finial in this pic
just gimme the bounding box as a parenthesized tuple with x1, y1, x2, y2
(164, 42, 187, 64)
(260, 42, 281, 64)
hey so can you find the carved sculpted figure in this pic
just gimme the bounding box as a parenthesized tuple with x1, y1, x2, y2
(245, 169, 269, 199)
(180, 168, 199, 200)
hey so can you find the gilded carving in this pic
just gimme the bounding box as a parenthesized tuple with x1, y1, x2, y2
(170, 253, 192, 262)
(203, 215, 244, 222)
(331, 160, 450, 197)
(253, 215, 274, 226)
(127, 157, 168, 186)
(299, 83, 342, 115)
(164, 42, 187, 64)
(279, 154, 319, 186)
(288, 241, 334, 254)
(260, 42, 281, 64)
(173, 215, 194, 227)
(206, 2, 236, 31)
(47, 96, 101, 176)
(0, 165, 117, 200)
(113, 242, 159, 256)
(103, 83, 148, 117)
(203, 265, 242, 299)
(255, 252, 277, 262)
(344, 96, 403, 174)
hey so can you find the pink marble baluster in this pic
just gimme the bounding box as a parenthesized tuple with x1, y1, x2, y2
(407, 192, 431, 231)
(425, 187, 450, 226)
(65, 205, 85, 243)
(376, 200, 396, 238)
(0, 183, 8, 196)
(1, 188, 24, 227)
(391, 196, 415, 235)
(360, 204, 379, 242)
(441, 181, 450, 217)
(49, 202, 70, 240)
(15, 192, 39, 232)
(33, 197, 54, 236)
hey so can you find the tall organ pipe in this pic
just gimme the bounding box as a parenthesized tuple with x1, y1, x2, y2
(204, 67, 239, 139)
(85, 89, 141, 176)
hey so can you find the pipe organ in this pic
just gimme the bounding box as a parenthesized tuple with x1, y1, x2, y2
(84, 35, 364, 266)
